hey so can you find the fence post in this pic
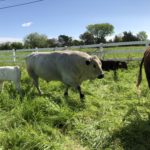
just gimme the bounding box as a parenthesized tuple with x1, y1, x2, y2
(54, 47, 56, 51)
(99, 43, 104, 59)
(35, 47, 38, 52)
(12, 49, 16, 62)
(64, 46, 68, 50)
(146, 40, 149, 48)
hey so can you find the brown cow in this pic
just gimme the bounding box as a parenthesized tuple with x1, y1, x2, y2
(101, 60, 127, 80)
(137, 47, 150, 88)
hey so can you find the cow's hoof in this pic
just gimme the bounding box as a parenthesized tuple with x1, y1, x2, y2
(80, 93, 85, 99)
(64, 92, 68, 97)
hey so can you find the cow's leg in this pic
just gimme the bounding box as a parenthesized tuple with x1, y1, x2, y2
(144, 66, 150, 88)
(62, 75, 84, 99)
(14, 80, 21, 93)
(77, 85, 84, 99)
(64, 85, 69, 96)
(33, 76, 43, 95)
(27, 69, 43, 95)
(114, 70, 118, 80)
(0, 81, 4, 92)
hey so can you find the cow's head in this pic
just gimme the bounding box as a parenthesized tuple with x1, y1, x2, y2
(85, 55, 104, 79)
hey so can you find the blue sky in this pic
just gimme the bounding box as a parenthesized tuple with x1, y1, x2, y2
(0, 0, 150, 42)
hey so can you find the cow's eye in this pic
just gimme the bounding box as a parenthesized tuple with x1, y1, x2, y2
(93, 64, 96, 68)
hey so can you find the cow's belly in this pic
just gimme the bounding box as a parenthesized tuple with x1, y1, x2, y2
(34, 68, 62, 82)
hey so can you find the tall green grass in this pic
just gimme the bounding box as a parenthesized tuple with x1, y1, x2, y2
(0, 54, 150, 149)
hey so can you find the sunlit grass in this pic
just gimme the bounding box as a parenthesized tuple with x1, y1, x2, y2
(0, 49, 150, 149)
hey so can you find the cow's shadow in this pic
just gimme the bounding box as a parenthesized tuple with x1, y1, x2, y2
(18, 80, 88, 111)
(20, 86, 85, 111)
(103, 112, 150, 149)
(64, 96, 86, 111)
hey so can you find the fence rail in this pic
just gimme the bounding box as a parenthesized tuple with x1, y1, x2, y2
(0, 40, 149, 63)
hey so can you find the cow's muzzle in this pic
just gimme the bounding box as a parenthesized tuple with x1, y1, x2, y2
(97, 74, 104, 79)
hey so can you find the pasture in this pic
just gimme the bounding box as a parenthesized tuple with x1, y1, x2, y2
(0, 47, 150, 150)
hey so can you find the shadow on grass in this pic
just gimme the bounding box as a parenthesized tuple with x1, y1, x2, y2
(64, 96, 85, 111)
(20, 87, 85, 110)
(13, 80, 87, 112)
(103, 115, 150, 149)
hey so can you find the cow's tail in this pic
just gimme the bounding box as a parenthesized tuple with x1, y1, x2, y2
(136, 57, 144, 88)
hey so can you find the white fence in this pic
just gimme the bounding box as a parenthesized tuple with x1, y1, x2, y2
(0, 40, 149, 63)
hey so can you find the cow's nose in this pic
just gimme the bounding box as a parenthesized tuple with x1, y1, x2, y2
(98, 74, 104, 79)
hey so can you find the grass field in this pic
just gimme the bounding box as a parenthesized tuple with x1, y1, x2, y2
(0, 45, 146, 63)
(0, 48, 150, 150)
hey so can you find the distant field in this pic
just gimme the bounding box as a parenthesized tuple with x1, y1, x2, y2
(0, 45, 146, 63)
(0, 46, 150, 149)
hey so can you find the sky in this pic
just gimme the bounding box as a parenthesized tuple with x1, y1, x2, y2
(0, 0, 150, 43)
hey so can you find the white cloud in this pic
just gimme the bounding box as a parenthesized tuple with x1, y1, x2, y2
(0, 37, 23, 43)
(22, 22, 33, 27)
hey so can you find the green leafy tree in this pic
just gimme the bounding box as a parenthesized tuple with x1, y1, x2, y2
(137, 31, 148, 41)
(11, 42, 24, 49)
(122, 31, 139, 42)
(0, 42, 11, 50)
(47, 38, 59, 47)
(24, 32, 48, 48)
(113, 35, 123, 42)
(71, 39, 83, 46)
(58, 35, 72, 46)
(79, 32, 95, 45)
(87, 23, 114, 43)
(0, 42, 24, 50)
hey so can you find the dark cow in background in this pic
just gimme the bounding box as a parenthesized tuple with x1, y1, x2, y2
(101, 60, 128, 79)
(137, 47, 150, 88)
(101, 60, 128, 71)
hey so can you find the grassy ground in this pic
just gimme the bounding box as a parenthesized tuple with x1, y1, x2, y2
(0, 50, 150, 149)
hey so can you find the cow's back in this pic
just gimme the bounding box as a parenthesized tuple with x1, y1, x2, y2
(26, 52, 62, 81)
(26, 51, 91, 82)
(0, 66, 20, 81)
(56, 51, 90, 74)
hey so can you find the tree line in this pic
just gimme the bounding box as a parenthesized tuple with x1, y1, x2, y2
(0, 23, 148, 50)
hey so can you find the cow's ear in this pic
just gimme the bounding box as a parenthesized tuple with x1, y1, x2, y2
(85, 60, 90, 65)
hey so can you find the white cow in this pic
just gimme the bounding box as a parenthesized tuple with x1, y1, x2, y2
(26, 51, 104, 99)
(0, 66, 21, 92)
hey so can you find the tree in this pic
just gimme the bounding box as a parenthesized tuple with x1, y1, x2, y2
(58, 35, 72, 46)
(113, 35, 123, 42)
(137, 31, 148, 41)
(0, 42, 24, 50)
(11, 42, 24, 49)
(86, 23, 114, 43)
(24, 32, 48, 48)
(79, 32, 95, 45)
(71, 39, 83, 46)
(47, 38, 59, 47)
(0, 42, 11, 50)
(122, 31, 139, 42)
